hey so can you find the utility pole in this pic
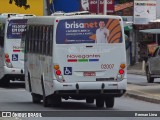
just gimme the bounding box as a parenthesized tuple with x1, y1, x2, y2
(104, 0, 107, 15)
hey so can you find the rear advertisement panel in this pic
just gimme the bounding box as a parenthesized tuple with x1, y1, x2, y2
(7, 19, 27, 39)
(56, 18, 122, 44)
(81, 0, 115, 14)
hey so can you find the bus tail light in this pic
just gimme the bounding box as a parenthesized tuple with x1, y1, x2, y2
(6, 59, 10, 63)
(54, 65, 60, 70)
(5, 54, 9, 58)
(116, 63, 125, 81)
(56, 70, 61, 75)
(5, 53, 13, 68)
(54, 64, 65, 82)
(119, 69, 124, 75)
(120, 64, 126, 69)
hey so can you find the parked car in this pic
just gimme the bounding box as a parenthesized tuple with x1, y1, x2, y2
(145, 46, 160, 83)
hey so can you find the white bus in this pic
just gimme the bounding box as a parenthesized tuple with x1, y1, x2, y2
(0, 13, 35, 85)
(25, 14, 127, 108)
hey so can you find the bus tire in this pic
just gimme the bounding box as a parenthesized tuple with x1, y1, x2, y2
(52, 95, 61, 107)
(0, 77, 10, 87)
(31, 93, 41, 103)
(105, 97, 114, 108)
(96, 98, 104, 108)
(86, 98, 94, 103)
(41, 77, 49, 107)
(28, 73, 32, 92)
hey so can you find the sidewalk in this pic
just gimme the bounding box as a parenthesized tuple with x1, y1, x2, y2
(126, 62, 160, 104)
(127, 62, 145, 76)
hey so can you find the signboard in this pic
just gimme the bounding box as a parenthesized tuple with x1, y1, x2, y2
(80, 0, 115, 14)
(56, 19, 122, 44)
(0, 0, 43, 16)
(134, 0, 157, 24)
(7, 19, 27, 39)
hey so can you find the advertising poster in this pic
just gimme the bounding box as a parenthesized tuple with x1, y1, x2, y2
(56, 19, 122, 44)
(80, 0, 115, 14)
(0, 0, 43, 16)
(7, 19, 27, 39)
(134, 0, 157, 24)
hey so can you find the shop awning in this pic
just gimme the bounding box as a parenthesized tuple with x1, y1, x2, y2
(139, 29, 160, 34)
(139, 29, 160, 44)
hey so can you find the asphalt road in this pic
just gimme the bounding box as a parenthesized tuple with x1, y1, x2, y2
(1, 74, 160, 119)
(1, 80, 160, 111)
(127, 74, 160, 85)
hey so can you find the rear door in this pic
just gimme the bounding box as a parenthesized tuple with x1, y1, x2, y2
(5, 18, 27, 69)
(54, 17, 126, 83)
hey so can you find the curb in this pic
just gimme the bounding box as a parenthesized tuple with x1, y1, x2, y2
(125, 90, 160, 104)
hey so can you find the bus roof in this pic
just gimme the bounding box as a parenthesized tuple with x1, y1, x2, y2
(27, 15, 123, 25)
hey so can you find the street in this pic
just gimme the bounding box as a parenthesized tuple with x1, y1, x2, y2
(0, 74, 160, 113)
(127, 74, 160, 85)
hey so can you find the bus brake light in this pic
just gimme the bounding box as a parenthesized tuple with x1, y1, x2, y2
(56, 70, 61, 75)
(6, 59, 10, 63)
(119, 69, 124, 74)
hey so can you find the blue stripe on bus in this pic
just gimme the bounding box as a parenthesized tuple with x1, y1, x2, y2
(89, 59, 99, 62)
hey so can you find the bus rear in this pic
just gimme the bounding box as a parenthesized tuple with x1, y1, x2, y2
(53, 15, 127, 107)
(4, 17, 27, 81)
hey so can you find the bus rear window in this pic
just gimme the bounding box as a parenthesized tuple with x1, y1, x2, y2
(56, 19, 123, 44)
(7, 19, 27, 39)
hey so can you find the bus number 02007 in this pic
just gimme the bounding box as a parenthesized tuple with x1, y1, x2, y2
(101, 64, 114, 69)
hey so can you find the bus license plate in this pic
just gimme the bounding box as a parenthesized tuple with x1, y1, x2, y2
(83, 72, 96, 76)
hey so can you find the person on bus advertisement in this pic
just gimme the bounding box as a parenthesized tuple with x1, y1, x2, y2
(96, 21, 109, 43)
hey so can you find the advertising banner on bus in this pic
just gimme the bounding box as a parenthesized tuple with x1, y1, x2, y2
(56, 18, 122, 44)
(7, 19, 27, 39)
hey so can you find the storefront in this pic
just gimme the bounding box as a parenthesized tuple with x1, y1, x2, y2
(133, 22, 160, 62)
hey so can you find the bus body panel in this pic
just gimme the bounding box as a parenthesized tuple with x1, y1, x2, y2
(25, 15, 127, 100)
(0, 14, 34, 82)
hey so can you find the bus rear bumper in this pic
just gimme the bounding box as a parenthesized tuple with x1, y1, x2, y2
(4, 66, 24, 75)
(52, 79, 127, 97)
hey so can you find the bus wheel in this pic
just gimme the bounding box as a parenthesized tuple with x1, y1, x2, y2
(31, 93, 41, 103)
(105, 97, 114, 108)
(0, 78, 10, 87)
(86, 98, 94, 103)
(96, 98, 104, 108)
(52, 95, 61, 107)
(41, 77, 50, 107)
(43, 96, 50, 107)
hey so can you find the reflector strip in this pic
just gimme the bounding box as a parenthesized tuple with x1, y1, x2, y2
(67, 59, 99, 62)
(78, 59, 88, 62)
(89, 59, 99, 62)
(13, 50, 20, 52)
(68, 59, 77, 62)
